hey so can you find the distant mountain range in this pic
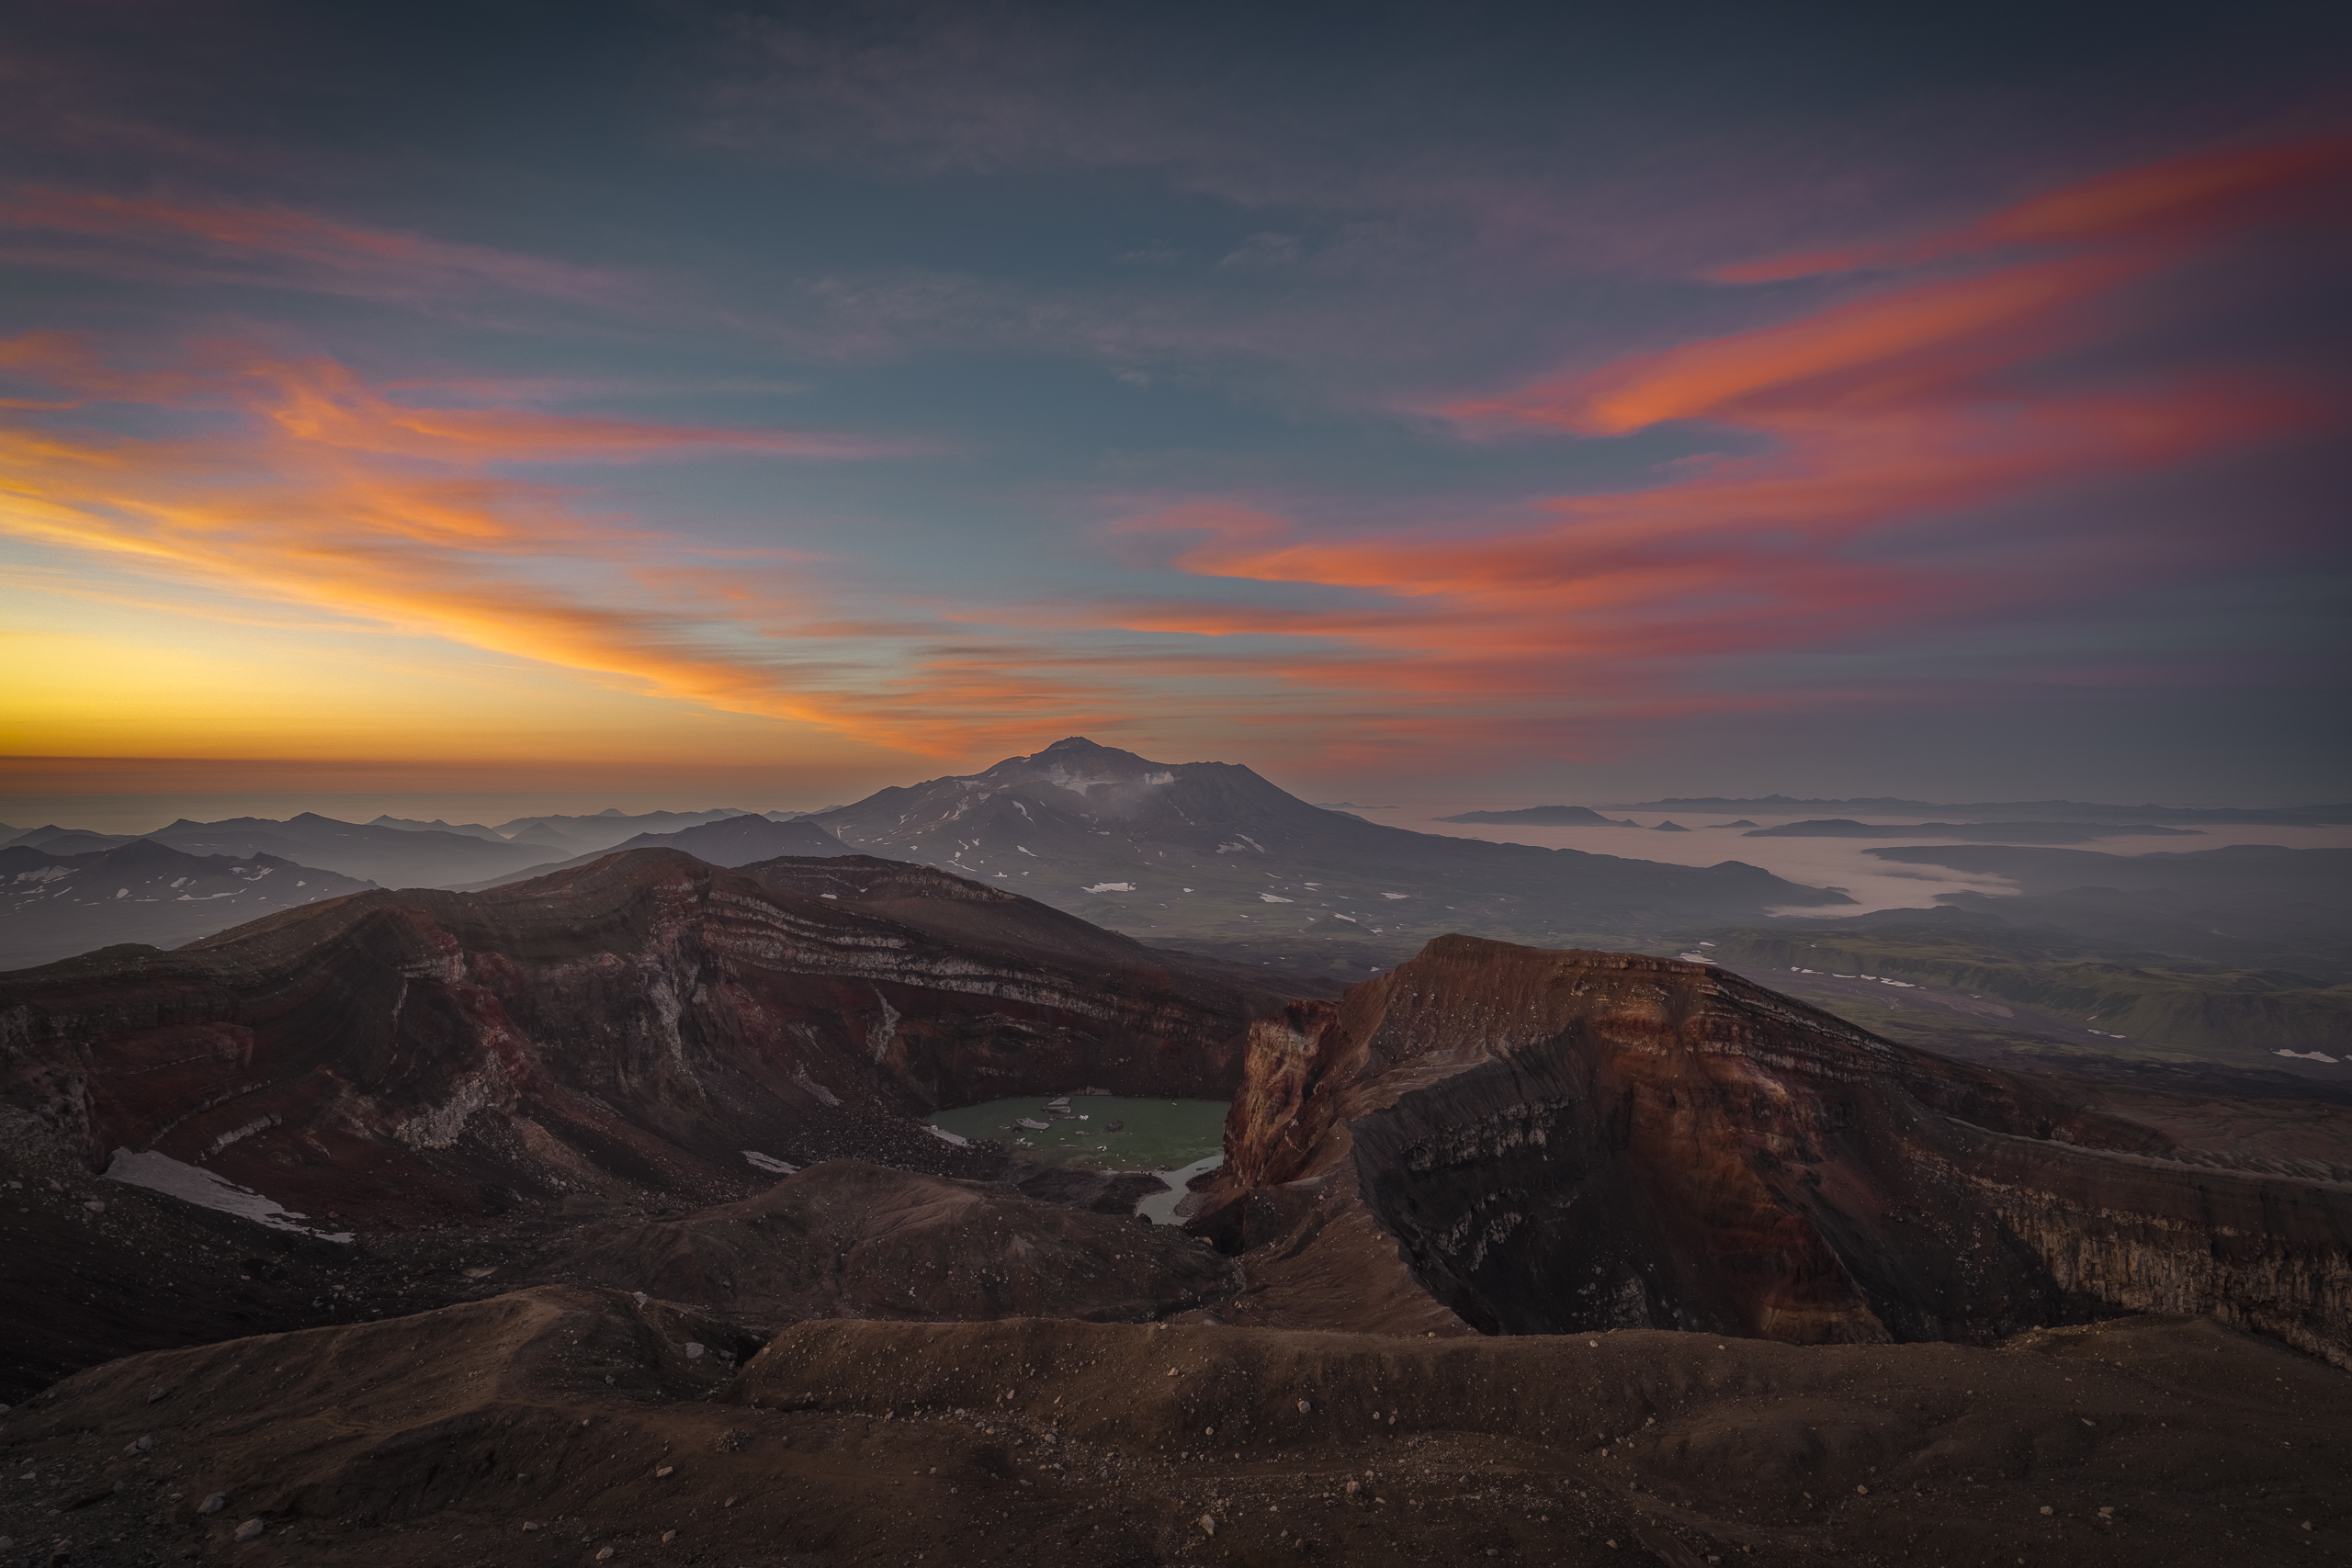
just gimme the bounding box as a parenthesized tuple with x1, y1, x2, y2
(1611, 795, 2352, 825)
(0, 839, 377, 970)
(366, 815, 514, 842)
(1435, 806, 1635, 826)
(0, 807, 820, 891)
(0, 808, 839, 967)
(481, 807, 809, 854)
(22, 750, 2340, 983)
(460, 813, 854, 888)
(5, 814, 551, 885)
(806, 738, 1849, 972)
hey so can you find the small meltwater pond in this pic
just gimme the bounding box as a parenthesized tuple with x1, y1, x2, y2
(927, 1095, 1228, 1175)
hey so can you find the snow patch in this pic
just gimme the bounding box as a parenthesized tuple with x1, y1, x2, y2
(925, 1123, 971, 1146)
(1380, 892, 1408, 899)
(2275, 1049, 2340, 1063)
(1259, 893, 1295, 904)
(742, 1150, 799, 1175)
(1082, 882, 1136, 894)
(105, 1148, 352, 1242)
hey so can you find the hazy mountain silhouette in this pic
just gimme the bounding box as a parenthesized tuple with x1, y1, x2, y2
(810, 738, 1851, 974)
(0, 839, 375, 970)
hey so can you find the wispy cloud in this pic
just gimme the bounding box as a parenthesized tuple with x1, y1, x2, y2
(0, 188, 639, 313)
(1068, 139, 2347, 763)
(0, 339, 980, 749)
(1711, 136, 2352, 282)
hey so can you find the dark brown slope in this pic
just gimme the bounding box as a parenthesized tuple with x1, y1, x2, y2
(5, 1285, 2345, 1568)
(1190, 935, 2352, 1366)
(528, 1157, 1238, 1328)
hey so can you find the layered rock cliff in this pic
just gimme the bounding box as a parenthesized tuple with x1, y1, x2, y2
(0, 850, 1283, 1230)
(1192, 935, 2352, 1365)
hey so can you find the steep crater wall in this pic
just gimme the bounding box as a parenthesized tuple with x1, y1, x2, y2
(1197, 936, 2352, 1365)
(0, 851, 1277, 1230)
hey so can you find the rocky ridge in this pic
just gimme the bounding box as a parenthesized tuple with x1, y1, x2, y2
(1191, 935, 2352, 1366)
(0, 848, 1283, 1224)
(0, 848, 1295, 1394)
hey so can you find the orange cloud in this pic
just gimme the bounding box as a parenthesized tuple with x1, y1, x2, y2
(1445, 257, 2129, 435)
(1079, 136, 2343, 763)
(6, 130, 2340, 781)
(241, 356, 912, 462)
(1713, 135, 2352, 282)
(0, 342, 1006, 755)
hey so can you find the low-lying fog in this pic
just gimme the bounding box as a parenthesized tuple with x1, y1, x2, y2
(1362, 810, 2352, 917)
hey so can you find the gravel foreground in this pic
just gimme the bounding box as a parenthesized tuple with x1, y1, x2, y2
(0, 1285, 2343, 1568)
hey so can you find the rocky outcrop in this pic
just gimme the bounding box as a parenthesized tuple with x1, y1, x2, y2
(1193, 935, 2352, 1364)
(537, 1159, 1238, 1327)
(0, 850, 1284, 1231)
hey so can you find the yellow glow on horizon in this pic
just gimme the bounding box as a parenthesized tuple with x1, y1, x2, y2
(0, 579, 888, 772)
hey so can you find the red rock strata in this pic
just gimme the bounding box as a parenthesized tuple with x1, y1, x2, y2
(1192, 935, 2352, 1364)
(0, 850, 1283, 1229)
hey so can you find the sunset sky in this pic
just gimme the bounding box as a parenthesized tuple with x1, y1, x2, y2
(4, 0, 2348, 812)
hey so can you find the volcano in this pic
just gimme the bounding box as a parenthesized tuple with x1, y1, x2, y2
(811, 738, 1852, 973)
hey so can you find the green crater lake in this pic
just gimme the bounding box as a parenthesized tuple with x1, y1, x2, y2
(928, 1096, 1228, 1173)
